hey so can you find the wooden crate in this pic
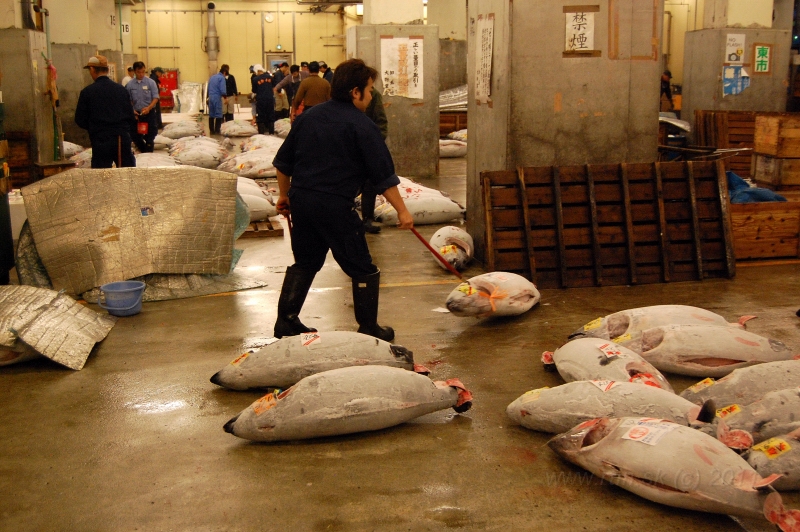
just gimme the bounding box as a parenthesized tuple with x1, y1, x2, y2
(34, 161, 76, 181)
(481, 161, 736, 289)
(439, 111, 467, 137)
(730, 202, 800, 260)
(6, 131, 34, 188)
(753, 155, 800, 188)
(694, 110, 755, 177)
(755, 114, 800, 158)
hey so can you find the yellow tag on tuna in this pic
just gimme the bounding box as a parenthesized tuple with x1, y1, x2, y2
(752, 438, 792, 459)
(583, 318, 603, 331)
(687, 377, 715, 393)
(457, 284, 476, 296)
(440, 245, 458, 255)
(522, 387, 549, 401)
(716, 404, 741, 419)
(230, 352, 250, 366)
(611, 333, 632, 343)
(252, 393, 278, 415)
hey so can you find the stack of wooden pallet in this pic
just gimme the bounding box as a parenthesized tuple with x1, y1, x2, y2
(753, 114, 800, 190)
(694, 110, 756, 177)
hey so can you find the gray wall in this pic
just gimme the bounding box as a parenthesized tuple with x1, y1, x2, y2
(682, 28, 791, 140)
(53, 43, 98, 147)
(99, 49, 124, 83)
(439, 39, 467, 91)
(0, 28, 56, 164)
(467, 0, 663, 260)
(348, 24, 440, 178)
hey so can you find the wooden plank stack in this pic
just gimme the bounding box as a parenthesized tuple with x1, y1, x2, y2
(6, 131, 34, 188)
(481, 161, 736, 289)
(753, 114, 800, 189)
(694, 110, 756, 177)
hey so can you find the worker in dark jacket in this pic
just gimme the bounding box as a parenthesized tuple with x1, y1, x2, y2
(149, 67, 164, 129)
(75, 55, 136, 168)
(222, 64, 238, 123)
(272, 59, 413, 342)
(251, 64, 275, 135)
(360, 87, 388, 233)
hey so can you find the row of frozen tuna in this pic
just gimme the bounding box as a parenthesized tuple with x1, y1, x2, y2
(210, 331, 473, 442)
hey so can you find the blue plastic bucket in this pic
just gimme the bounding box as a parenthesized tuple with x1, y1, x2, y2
(98, 281, 146, 317)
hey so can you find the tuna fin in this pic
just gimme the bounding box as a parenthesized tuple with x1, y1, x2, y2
(737, 315, 757, 327)
(694, 400, 717, 424)
(413, 364, 431, 375)
(734, 470, 780, 491)
(717, 421, 754, 450)
(764, 491, 800, 532)
(542, 351, 556, 372)
(440, 378, 473, 413)
(754, 474, 783, 490)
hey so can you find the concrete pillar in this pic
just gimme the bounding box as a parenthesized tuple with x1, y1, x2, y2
(704, 0, 773, 29)
(347, 24, 440, 177)
(363, 0, 424, 25)
(466, 0, 663, 259)
(0, 0, 22, 29)
(53, 44, 97, 148)
(428, 0, 468, 91)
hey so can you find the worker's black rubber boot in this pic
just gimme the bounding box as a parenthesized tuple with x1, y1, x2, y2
(360, 193, 381, 233)
(208, 117, 217, 135)
(224, 113, 234, 122)
(273, 265, 318, 338)
(362, 218, 381, 234)
(352, 270, 394, 342)
(214, 118, 222, 135)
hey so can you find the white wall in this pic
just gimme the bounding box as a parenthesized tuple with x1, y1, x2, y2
(427, 0, 467, 40)
(704, 0, 774, 29)
(0, 0, 22, 29)
(363, 0, 424, 25)
(46, 0, 90, 44)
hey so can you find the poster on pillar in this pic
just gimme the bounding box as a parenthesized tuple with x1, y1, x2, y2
(475, 14, 494, 105)
(723, 66, 750, 96)
(380, 36, 424, 99)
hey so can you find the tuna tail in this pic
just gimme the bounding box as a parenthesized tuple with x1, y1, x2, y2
(764, 492, 800, 532)
(694, 399, 717, 424)
(541, 351, 557, 372)
(413, 364, 431, 375)
(390, 344, 414, 365)
(440, 378, 473, 413)
(716, 420, 754, 450)
(223, 414, 240, 434)
(737, 315, 757, 327)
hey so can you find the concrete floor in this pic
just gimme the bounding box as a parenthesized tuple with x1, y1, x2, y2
(2, 156, 800, 531)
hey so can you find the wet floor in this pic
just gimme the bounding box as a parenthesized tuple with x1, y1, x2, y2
(2, 157, 799, 531)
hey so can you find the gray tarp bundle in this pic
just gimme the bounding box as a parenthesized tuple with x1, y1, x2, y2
(21, 168, 239, 296)
(0, 286, 116, 370)
(439, 84, 468, 112)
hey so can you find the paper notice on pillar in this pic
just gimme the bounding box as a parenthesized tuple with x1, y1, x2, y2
(380, 36, 423, 99)
(475, 14, 494, 105)
(723, 66, 750, 96)
(565, 12, 595, 51)
(725, 34, 746, 64)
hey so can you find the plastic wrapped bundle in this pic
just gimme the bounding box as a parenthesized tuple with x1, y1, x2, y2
(274, 118, 291, 139)
(169, 137, 227, 169)
(375, 176, 465, 225)
(447, 129, 468, 142)
(217, 147, 279, 178)
(161, 120, 205, 139)
(136, 152, 179, 167)
(62, 141, 84, 157)
(220, 119, 258, 137)
(240, 134, 284, 153)
(69, 148, 93, 169)
(439, 139, 467, 158)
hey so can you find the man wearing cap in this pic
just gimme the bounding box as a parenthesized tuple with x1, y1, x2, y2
(291, 61, 330, 120)
(126, 61, 160, 152)
(319, 61, 333, 84)
(120, 66, 134, 87)
(250, 64, 275, 135)
(75, 55, 136, 168)
(207, 66, 227, 134)
(272, 59, 413, 341)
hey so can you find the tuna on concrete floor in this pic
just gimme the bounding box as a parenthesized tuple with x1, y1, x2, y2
(1, 161, 799, 531)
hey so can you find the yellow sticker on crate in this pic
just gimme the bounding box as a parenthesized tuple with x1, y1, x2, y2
(716, 404, 742, 419)
(752, 438, 792, 459)
(612, 333, 632, 343)
(230, 352, 250, 366)
(687, 377, 716, 393)
(584, 318, 603, 331)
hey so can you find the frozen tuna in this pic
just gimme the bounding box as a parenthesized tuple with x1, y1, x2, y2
(711, 388, 800, 448)
(570, 305, 751, 342)
(744, 428, 800, 491)
(545, 337, 673, 392)
(210, 331, 417, 391)
(624, 324, 794, 378)
(680, 360, 800, 407)
(429, 226, 473, 271)
(223, 366, 472, 442)
(548, 416, 799, 528)
(445, 272, 540, 318)
(506, 381, 708, 434)
(0, 342, 41, 367)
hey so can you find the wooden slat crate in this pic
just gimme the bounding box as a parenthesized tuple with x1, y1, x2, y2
(481, 161, 736, 289)
(695, 110, 755, 177)
(439, 111, 467, 137)
(6, 131, 34, 188)
(755, 114, 800, 158)
(753, 155, 800, 188)
(730, 202, 800, 260)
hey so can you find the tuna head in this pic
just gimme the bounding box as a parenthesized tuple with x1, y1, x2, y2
(548, 417, 620, 458)
(390, 344, 414, 365)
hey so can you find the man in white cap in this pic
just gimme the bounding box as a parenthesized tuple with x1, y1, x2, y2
(75, 55, 136, 168)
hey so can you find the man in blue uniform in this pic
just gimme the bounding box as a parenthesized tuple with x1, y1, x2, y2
(207, 66, 227, 134)
(251, 65, 275, 135)
(75, 55, 136, 168)
(272, 59, 413, 341)
(126, 61, 159, 152)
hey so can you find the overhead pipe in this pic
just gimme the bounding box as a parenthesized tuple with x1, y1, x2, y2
(205, 2, 220, 78)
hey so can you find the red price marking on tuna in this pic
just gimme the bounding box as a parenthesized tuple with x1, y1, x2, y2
(716, 404, 741, 419)
(688, 377, 715, 393)
(440, 245, 458, 255)
(252, 393, 277, 415)
(620, 418, 679, 446)
(590, 380, 619, 392)
(230, 352, 250, 366)
(627, 427, 649, 440)
(300, 332, 321, 347)
(597, 343, 622, 359)
(753, 438, 792, 459)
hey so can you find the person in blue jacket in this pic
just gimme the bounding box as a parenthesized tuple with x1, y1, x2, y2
(207, 66, 228, 135)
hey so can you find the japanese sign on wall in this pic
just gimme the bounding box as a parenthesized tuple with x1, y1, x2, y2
(380, 36, 423, 99)
(475, 13, 494, 105)
(565, 11, 594, 51)
(753, 43, 772, 74)
(725, 34, 746, 64)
